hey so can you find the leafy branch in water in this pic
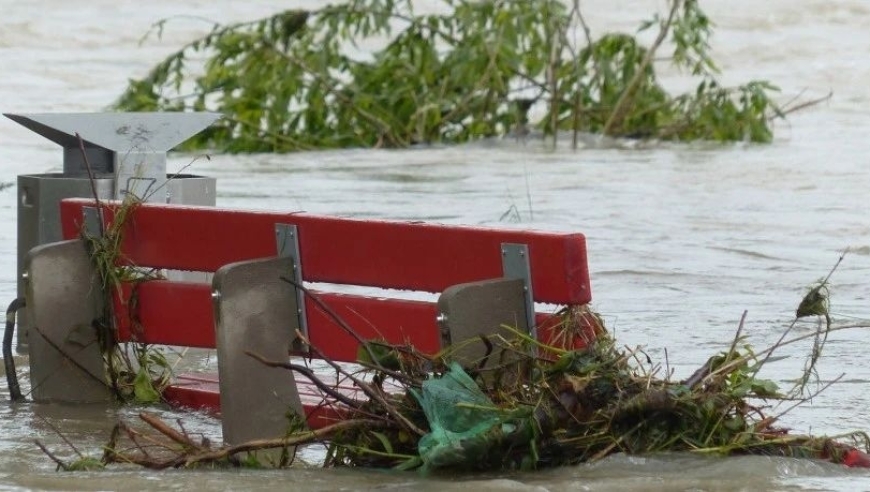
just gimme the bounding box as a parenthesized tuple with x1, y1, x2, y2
(115, 0, 797, 152)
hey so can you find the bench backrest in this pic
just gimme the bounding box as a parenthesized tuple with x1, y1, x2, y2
(33, 197, 596, 444)
(59, 198, 592, 362)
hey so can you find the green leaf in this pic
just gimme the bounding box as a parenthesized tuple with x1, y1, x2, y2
(133, 367, 161, 404)
(750, 379, 780, 398)
(371, 431, 395, 454)
(239, 452, 264, 468)
(357, 342, 400, 370)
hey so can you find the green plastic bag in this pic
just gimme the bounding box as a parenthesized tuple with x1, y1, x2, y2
(411, 362, 504, 471)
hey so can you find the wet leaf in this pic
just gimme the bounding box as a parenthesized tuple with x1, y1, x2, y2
(133, 367, 161, 404)
(371, 432, 394, 454)
(750, 379, 780, 398)
(796, 285, 828, 318)
(357, 342, 400, 370)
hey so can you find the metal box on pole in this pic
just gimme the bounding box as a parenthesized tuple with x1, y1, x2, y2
(5, 112, 221, 351)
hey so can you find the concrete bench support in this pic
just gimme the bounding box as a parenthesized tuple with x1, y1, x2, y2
(25, 240, 110, 402)
(214, 257, 304, 445)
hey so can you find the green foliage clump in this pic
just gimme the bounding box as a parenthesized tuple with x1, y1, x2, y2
(115, 0, 784, 152)
(65, 457, 105, 472)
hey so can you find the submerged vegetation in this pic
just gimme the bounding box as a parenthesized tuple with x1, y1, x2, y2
(115, 0, 808, 152)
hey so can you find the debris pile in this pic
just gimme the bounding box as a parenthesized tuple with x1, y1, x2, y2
(36, 257, 870, 472)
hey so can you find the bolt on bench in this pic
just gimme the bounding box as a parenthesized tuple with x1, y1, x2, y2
(24, 198, 592, 445)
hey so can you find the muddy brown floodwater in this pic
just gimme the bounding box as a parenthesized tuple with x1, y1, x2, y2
(2, 1, 870, 490)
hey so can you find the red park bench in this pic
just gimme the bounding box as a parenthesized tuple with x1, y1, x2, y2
(24, 198, 592, 445)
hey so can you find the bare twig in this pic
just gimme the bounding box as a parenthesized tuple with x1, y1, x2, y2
(244, 351, 365, 410)
(111, 416, 385, 469)
(547, 25, 561, 148)
(821, 248, 848, 286)
(573, 0, 594, 48)
(664, 347, 672, 381)
(75, 132, 105, 237)
(139, 412, 198, 449)
(186, 418, 386, 466)
(35, 440, 70, 470)
(118, 421, 157, 458)
(726, 311, 749, 361)
(37, 414, 84, 459)
(775, 373, 844, 419)
(103, 423, 122, 464)
(293, 330, 427, 437)
(278, 276, 383, 374)
(779, 90, 833, 117)
(143, 154, 211, 202)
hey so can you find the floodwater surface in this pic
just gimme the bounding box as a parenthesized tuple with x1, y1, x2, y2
(2, 1, 870, 490)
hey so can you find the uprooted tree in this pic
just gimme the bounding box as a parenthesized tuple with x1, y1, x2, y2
(114, 0, 803, 152)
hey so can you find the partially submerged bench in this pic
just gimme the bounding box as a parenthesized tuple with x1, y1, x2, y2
(25, 198, 591, 445)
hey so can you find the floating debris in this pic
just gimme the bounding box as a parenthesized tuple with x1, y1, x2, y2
(35, 256, 870, 473)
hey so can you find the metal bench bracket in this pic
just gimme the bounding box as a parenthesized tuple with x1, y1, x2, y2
(500, 242, 536, 340)
(275, 223, 308, 351)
